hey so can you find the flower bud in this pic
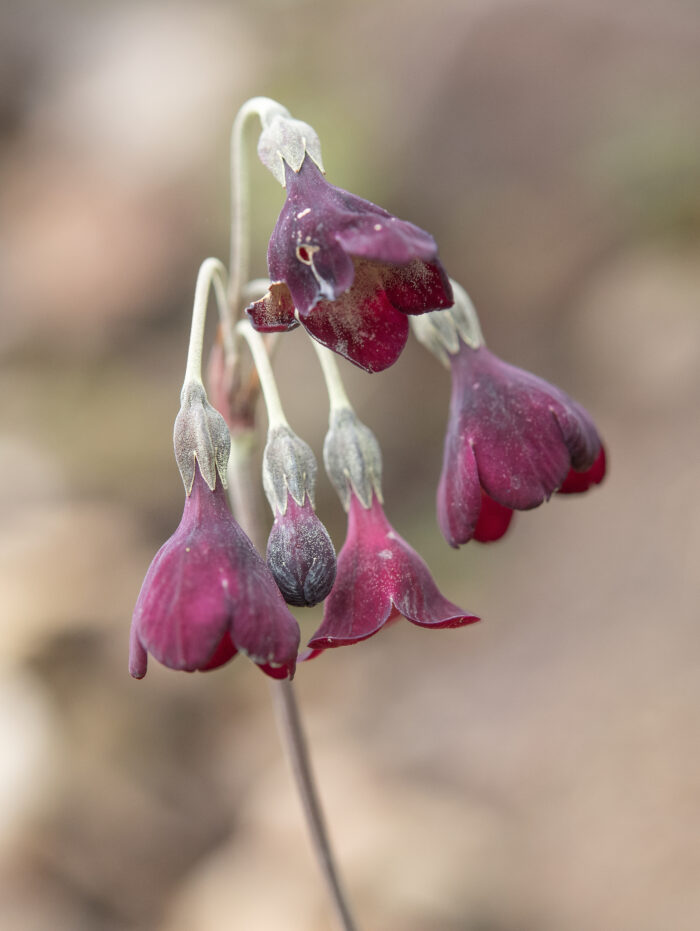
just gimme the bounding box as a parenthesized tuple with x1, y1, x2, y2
(174, 381, 231, 493)
(323, 408, 382, 510)
(267, 495, 336, 607)
(262, 424, 336, 607)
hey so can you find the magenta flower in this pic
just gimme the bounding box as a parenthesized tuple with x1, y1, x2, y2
(130, 466, 300, 680)
(307, 492, 478, 651)
(267, 493, 337, 607)
(246, 156, 453, 373)
(438, 343, 606, 547)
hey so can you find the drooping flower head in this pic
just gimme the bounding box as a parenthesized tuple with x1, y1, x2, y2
(412, 282, 606, 547)
(130, 383, 300, 679)
(306, 407, 478, 652)
(262, 424, 336, 607)
(247, 156, 453, 373)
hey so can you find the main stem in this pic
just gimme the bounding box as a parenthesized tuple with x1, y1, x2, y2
(270, 679, 358, 931)
(227, 434, 358, 931)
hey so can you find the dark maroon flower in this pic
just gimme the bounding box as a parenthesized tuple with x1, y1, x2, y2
(130, 466, 300, 680)
(438, 343, 606, 547)
(246, 156, 453, 373)
(267, 493, 336, 607)
(307, 492, 478, 651)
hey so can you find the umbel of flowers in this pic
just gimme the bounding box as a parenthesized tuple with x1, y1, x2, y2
(129, 97, 606, 931)
(130, 98, 605, 682)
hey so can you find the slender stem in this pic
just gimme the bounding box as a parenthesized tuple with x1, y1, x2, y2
(235, 320, 288, 428)
(225, 432, 359, 931)
(183, 257, 229, 390)
(311, 342, 353, 413)
(270, 679, 358, 931)
(226, 97, 287, 353)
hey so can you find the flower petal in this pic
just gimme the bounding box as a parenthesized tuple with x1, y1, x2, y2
(558, 446, 607, 494)
(302, 285, 409, 373)
(335, 215, 438, 264)
(246, 283, 298, 332)
(473, 492, 514, 543)
(382, 260, 453, 315)
(437, 422, 482, 548)
(227, 531, 300, 675)
(199, 633, 238, 671)
(452, 348, 574, 510)
(392, 561, 478, 628)
(129, 625, 148, 679)
(131, 523, 235, 672)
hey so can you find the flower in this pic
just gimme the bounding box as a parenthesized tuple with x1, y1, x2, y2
(438, 343, 606, 547)
(267, 493, 336, 607)
(129, 465, 300, 680)
(246, 155, 453, 373)
(307, 491, 478, 651)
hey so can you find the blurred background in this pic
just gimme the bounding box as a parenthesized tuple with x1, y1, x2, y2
(1, 0, 699, 928)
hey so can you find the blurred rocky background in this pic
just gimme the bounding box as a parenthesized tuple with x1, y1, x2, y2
(1, 0, 698, 928)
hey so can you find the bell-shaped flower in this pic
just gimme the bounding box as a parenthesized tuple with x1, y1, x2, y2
(246, 156, 453, 373)
(307, 491, 478, 650)
(129, 465, 300, 680)
(412, 281, 606, 547)
(438, 344, 606, 547)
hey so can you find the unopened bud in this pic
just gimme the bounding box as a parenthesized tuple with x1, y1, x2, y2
(262, 424, 336, 606)
(267, 495, 336, 607)
(323, 408, 383, 511)
(411, 279, 484, 365)
(174, 381, 231, 494)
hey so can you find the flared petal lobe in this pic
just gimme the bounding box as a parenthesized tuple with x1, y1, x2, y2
(438, 343, 605, 547)
(250, 156, 453, 372)
(130, 467, 299, 679)
(558, 446, 607, 494)
(308, 493, 478, 650)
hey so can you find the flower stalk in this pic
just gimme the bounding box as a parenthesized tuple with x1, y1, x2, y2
(312, 341, 353, 413)
(184, 257, 229, 385)
(271, 680, 358, 931)
(228, 318, 356, 930)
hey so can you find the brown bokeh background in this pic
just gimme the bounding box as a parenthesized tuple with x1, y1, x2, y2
(1, 1, 699, 929)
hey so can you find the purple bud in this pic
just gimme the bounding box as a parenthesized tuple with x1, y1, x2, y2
(267, 495, 337, 607)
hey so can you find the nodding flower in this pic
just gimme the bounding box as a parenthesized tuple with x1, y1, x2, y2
(412, 281, 606, 547)
(129, 465, 300, 680)
(306, 407, 478, 654)
(247, 155, 453, 373)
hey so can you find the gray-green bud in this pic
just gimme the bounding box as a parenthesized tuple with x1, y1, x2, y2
(173, 381, 231, 494)
(323, 408, 383, 511)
